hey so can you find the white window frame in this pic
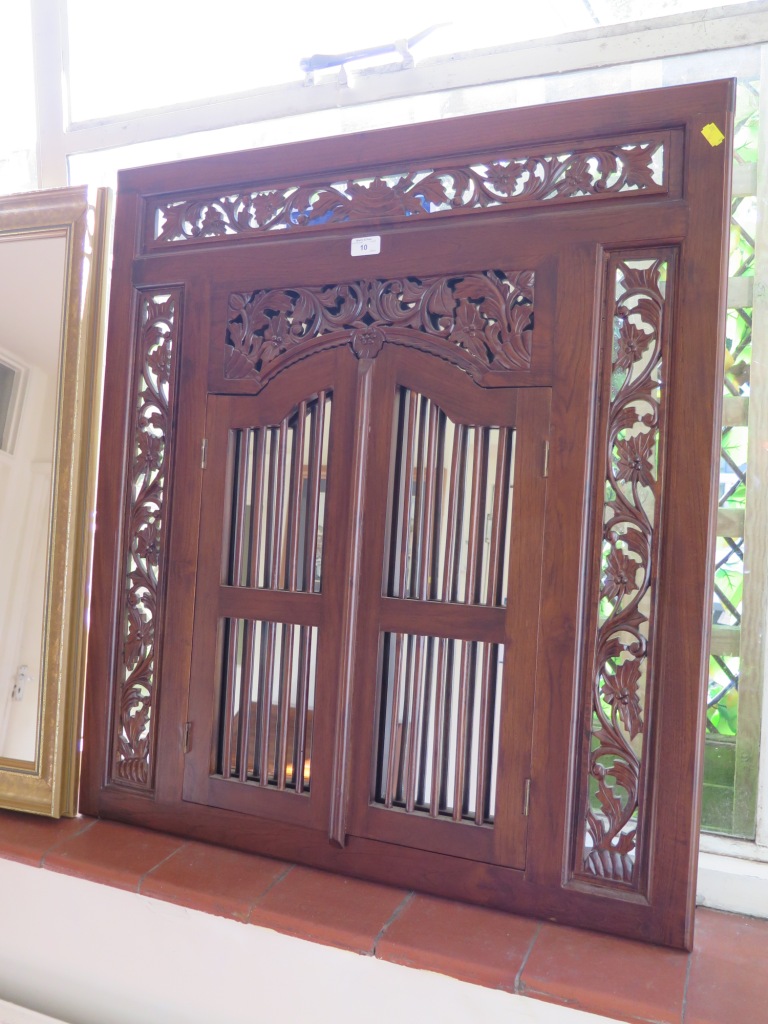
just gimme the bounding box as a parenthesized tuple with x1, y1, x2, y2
(29, 0, 768, 916)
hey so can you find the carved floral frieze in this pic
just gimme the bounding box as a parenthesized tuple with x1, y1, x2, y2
(146, 136, 665, 249)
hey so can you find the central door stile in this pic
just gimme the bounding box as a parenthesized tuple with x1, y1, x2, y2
(329, 354, 379, 847)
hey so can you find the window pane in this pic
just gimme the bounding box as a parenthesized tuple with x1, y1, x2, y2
(65, 0, 750, 123)
(0, 2, 36, 194)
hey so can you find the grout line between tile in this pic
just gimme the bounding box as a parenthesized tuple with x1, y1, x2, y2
(250, 863, 295, 912)
(372, 891, 415, 957)
(514, 921, 542, 994)
(137, 839, 189, 892)
(680, 949, 693, 1023)
(40, 817, 98, 867)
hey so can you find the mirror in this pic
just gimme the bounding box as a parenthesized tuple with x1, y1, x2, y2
(0, 186, 109, 816)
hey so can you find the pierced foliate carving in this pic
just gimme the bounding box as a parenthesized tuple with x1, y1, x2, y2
(224, 269, 534, 385)
(111, 290, 181, 789)
(148, 137, 665, 248)
(578, 255, 672, 887)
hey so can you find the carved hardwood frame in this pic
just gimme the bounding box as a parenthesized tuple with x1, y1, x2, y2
(82, 81, 733, 949)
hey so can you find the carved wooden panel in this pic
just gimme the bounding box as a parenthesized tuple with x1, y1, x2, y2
(110, 290, 182, 789)
(574, 254, 674, 888)
(224, 269, 534, 388)
(85, 82, 732, 950)
(146, 133, 667, 251)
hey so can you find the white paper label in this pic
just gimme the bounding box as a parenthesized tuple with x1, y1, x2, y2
(351, 235, 381, 256)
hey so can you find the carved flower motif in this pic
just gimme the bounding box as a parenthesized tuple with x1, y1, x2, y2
(135, 429, 163, 474)
(601, 659, 643, 739)
(450, 303, 489, 358)
(260, 312, 292, 364)
(614, 431, 655, 488)
(614, 321, 651, 370)
(124, 610, 152, 669)
(483, 161, 522, 196)
(601, 547, 639, 603)
(135, 522, 161, 566)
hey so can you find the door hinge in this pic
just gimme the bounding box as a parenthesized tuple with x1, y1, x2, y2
(183, 721, 192, 753)
(523, 778, 531, 816)
(543, 440, 549, 478)
(201, 438, 208, 470)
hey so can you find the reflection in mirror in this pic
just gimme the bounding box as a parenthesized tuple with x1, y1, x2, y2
(0, 187, 109, 816)
(0, 236, 67, 763)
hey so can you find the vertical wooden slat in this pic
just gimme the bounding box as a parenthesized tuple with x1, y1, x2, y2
(248, 429, 267, 588)
(395, 390, 418, 597)
(450, 426, 469, 602)
(304, 392, 326, 593)
(453, 639, 471, 821)
(474, 642, 494, 824)
(237, 619, 256, 782)
(464, 428, 486, 605)
(230, 430, 249, 586)
(430, 411, 447, 602)
(485, 429, 509, 606)
(408, 397, 428, 598)
(294, 627, 312, 794)
(429, 636, 448, 816)
(384, 634, 404, 808)
(441, 424, 462, 602)
(220, 618, 237, 778)
(258, 621, 277, 786)
(404, 632, 426, 812)
(270, 420, 289, 589)
(287, 403, 307, 592)
(276, 624, 295, 789)
(419, 402, 439, 601)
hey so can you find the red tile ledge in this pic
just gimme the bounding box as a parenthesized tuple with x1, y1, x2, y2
(43, 819, 184, 892)
(141, 840, 289, 921)
(249, 865, 409, 955)
(375, 892, 540, 991)
(2, 810, 768, 1024)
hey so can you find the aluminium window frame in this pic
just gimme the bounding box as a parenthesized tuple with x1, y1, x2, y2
(29, 0, 768, 913)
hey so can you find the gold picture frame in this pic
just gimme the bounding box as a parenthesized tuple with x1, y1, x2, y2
(0, 186, 110, 816)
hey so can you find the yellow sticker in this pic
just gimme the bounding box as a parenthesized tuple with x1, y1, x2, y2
(701, 122, 726, 147)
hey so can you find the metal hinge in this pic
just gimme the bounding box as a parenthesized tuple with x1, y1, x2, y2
(201, 438, 208, 469)
(523, 778, 531, 816)
(543, 440, 549, 478)
(183, 721, 192, 753)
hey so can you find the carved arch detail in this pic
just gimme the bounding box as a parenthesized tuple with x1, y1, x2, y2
(223, 269, 534, 388)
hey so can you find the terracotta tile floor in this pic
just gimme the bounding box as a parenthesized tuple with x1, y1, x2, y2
(1, 809, 767, 1024)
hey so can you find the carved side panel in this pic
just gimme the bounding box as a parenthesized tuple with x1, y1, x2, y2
(110, 290, 182, 789)
(146, 134, 667, 249)
(224, 269, 534, 388)
(574, 254, 675, 888)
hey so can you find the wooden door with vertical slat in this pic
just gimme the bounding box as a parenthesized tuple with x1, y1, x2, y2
(346, 348, 550, 867)
(183, 348, 358, 827)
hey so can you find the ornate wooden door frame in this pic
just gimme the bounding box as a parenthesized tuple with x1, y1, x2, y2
(81, 80, 734, 949)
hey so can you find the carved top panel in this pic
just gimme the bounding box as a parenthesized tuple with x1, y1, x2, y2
(222, 268, 534, 388)
(145, 133, 667, 251)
